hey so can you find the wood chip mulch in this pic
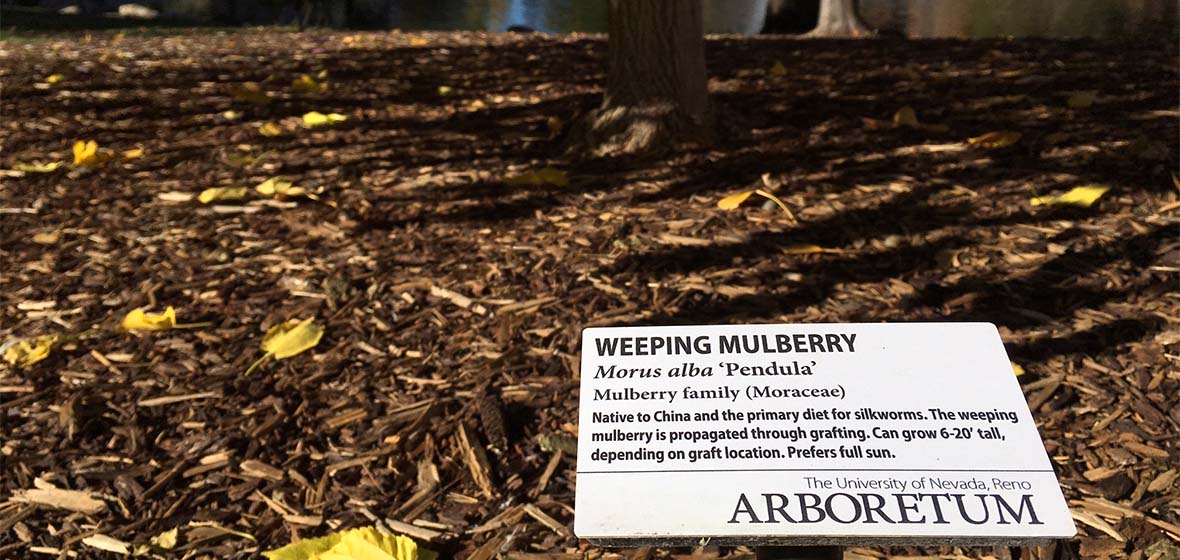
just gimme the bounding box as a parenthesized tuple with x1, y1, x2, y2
(0, 29, 1177, 559)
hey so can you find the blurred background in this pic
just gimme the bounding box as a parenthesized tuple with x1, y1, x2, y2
(3, 0, 1177, 39)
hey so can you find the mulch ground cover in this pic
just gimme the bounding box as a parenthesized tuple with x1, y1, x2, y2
(0, 28, 1177, 560)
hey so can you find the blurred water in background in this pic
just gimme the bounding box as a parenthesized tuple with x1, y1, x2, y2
(20, 0, 1179, 39)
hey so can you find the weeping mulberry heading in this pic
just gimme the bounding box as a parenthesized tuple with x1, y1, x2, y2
(593, 332, 858, 356)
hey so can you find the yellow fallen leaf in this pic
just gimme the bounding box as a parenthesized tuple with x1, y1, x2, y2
(151, 528, 179, 550)
(46, 73, 64, 84)
(245, 317, 324, 375)
(122, 147, 144, 160)
(409, 37, 429, 46)
(12, 161, 63, 173)
(1067, 91, 1097, 109)
(316, 70, 329, 80)
(292, 74, 328, 93)
(3, 335, 59, 368)
(255, 177, 305, 197)
(302, 111, 347, 127)
(259, 122, 283, 137)
(968, 131, 1021, 149)
(262, 318, 323, 359)
(546, 116, 563, 136)
(1030, 185, 1110, 208)
(718, 190, 755, 210)
(438, 85, 454, 96)
(198, 186, 250, 204)
(72, 140, 100, 166)
(770, 61, 786, 77)
(1012, 362, 1025, 377)
(262, 526, 435, 560)
(119, 307, 176, 332)
(783, 244, 846, 255)
(222, 110, 242, 121)
(504, 167, 568, 187)
(893, 106, 920, 128)
(717, 190, 795, 221)
(231, 82, 271, 105)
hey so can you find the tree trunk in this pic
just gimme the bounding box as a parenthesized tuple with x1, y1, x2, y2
(806, 0, 872, 37)
(572, 0, 711, 157)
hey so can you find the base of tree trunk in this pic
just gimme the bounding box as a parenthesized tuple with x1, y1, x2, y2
(566, 102, 712, 158)
(803, 20, 874, 38)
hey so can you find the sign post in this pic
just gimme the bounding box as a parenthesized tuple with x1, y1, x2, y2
(573, 323, 1074, 549)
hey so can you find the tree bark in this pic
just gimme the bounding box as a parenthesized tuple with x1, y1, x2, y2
(572, 0, 711, 157)
(807, 0, 872, 37)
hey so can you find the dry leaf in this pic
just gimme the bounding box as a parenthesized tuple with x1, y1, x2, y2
(438, 85, 454, 96)
(504, 167, 568, 187)
(262, 526, 435, 560)
(1030, 185, 1110, 208)
(770, 61, 786, 77)
(410, 37, 429, 46)
(303, 111, 347, 127)
(968, 131, 1021, 149)
(12, 161, 63, 173)
(3, 335, 59, 368)
(122, 147, 144, 160)
(259, 122, 283, 136)
(222, 110, 242, 121)
(119, 307, 177, 331)
(1067, 90, 1098, 109)
(198, 186, 250, 204)
(1011, 362, 1025, 377)
(45, 73, 64, 84)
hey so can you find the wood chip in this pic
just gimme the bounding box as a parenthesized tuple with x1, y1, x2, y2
(12, 487, 105, 515)
(457, 424, 495, 499)
(137, 391, 219, 407)
(430, 285, 487, 315)
(1123, 441, 1170, 459)
(81, 534, 130, 554)
(240, 460, 284, 481)
(1071, 508, 1125, 541)
(522, 503, 570, 538)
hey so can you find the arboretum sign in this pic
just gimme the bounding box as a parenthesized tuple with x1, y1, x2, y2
(573, 323, 1075, 545)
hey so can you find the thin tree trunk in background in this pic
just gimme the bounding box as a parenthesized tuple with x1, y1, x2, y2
(571, 0, 712, 157)
(808, 0, 871, 37)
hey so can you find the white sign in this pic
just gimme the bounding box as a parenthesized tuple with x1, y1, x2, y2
(574, 323, 1074, 545)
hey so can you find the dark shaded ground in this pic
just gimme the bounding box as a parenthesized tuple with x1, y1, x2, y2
(0, 29, 1178, 559)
